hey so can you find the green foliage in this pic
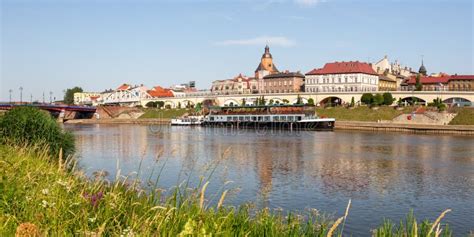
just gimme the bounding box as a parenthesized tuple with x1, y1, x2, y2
(361, 93, 374, 105)
(139, 109, 193, 119)
(373, 211, 452, 237)
(0, 145, 455, 236)
(350, 97, 355, 107)
(241, 98, 246, 106)
(307, 98, 315, 106)
(449, 108, 474, 125)
(195, 102, 202, 112)
(282, 99, 290, 104)
(63, 87, 83, 105)
(373, 94, 384, 106)
(397, 98, 403, 106)
(0, 107, 75, 159)
(145, 101, 157, 108)
(0, 145, 334, 236)
(295, 95, 302, 105)
(268, 99, 274, 105)
(415, 74, 423, 91)
(316, 106, 413, 122)
(382, 92, 395, 106)
(177, 102, 182, 109)
(428, 97, 447, 111)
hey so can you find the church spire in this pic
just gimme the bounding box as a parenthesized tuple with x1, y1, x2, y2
(418, 55, 427, 76)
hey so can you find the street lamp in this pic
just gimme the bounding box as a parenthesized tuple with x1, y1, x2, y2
(9, 89, 12, 104)
(19, 87, 23, 104)
(49, 91, 53, 104)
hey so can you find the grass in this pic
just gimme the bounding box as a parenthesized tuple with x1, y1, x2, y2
(0, 145, 455, 236)
(139, 108, 194, 119)
(449, 108, 474, 125)
(315, 106, 413, 122)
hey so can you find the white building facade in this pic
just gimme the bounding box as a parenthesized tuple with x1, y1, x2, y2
(305, 61, 379, 93)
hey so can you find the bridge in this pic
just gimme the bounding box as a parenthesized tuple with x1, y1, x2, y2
(0, 104, 97, 120)
(141, 91, 474, 108)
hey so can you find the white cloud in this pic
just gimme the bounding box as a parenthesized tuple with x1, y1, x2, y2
(216, 36, 296, 47)
(294, 0, 326, 7)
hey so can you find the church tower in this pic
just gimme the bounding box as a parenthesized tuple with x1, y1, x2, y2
(255, 45, 279, 79)
(418, 57, 427, 76)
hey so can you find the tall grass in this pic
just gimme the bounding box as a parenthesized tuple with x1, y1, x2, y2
(0, 145, 455, 236)
(0, 145, 333, 236)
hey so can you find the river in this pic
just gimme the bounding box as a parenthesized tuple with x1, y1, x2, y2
(65, 124, 474, 235)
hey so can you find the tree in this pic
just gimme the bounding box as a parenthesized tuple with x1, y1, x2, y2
(296, 95, 302, 105)
(397, 98, 403, 106)
(241, 98, 246, 106)
(373, 94, 384, 106)
(307, 98, 315, 106)
(415, 74, 423, 91)
(350, 97, 355, 107)
(177, 102, 181, 109)
(157, 101, 165, 109)
(195, 102, 202, 112)
(282, 99, 289, 104)
(268, 99, 274, 105)
(63, 87, 83, 105)
(145, 101, 157, 108)
(361, 93, 373, 105)
(382, 92, 395, 106)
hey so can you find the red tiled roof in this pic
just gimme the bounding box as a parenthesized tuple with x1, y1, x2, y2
(449, 75, 474, 80)
(306, 61, 377, 75)
(406, 75, 474, 84)
(117, 84, 131, 90)
(147, 86, 174, 98)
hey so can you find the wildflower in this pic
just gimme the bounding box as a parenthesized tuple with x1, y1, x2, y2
(15, 222, 40, 237)
(88, 217, 96, 223)
(41, 200, 48, 208)
(178, 218, 197, 236)
(41, 188, 49, 195)
(83, 191, 104, 208)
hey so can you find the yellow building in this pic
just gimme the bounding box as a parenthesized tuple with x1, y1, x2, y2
(378, 74, 397, 91)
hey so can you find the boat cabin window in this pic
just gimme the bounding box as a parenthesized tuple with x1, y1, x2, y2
(227, 117, 231, 121)
(264, 116, 270, 122)
(239, 116, 244, 121)
(251, 116, 257, 121)
(210, 117, 215, 121)
(288, 116, 294, 121)
(280, 116, 286, 121)
(296, 116, 302, 121)
(257, 116, 263, 121)
(244, 116, 250, 121)
(273, 116, 279, 122)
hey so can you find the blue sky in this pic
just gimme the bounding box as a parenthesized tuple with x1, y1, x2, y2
(1, 0, 473, 101)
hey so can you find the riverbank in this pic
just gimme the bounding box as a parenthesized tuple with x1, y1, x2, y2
(66, 118, 474, 135)
(0, 145, 455, 236)
(335, 121, 474, 135)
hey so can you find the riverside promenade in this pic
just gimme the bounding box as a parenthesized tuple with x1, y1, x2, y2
(66, 118, 474, 135)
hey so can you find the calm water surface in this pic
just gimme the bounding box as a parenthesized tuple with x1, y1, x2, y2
(65, 124, 474, 235)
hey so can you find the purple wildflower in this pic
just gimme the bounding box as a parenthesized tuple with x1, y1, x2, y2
(82, 191, 104, 208)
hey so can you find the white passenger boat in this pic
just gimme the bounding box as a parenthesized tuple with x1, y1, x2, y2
(170, 116, 203, 126)
(201, 105, 335, 131)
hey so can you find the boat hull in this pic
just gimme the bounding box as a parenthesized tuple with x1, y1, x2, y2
(201, 121, 334, 131)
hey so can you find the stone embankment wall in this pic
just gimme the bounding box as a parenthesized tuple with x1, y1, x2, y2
(391, 112, 456, 125)
(335, 121, 474, 135)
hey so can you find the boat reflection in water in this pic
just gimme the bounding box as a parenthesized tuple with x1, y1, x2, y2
(202, 105, 335, 131)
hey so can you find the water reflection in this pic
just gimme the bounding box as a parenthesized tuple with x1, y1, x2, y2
(66, 124, 474, 235)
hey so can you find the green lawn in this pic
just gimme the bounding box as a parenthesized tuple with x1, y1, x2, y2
(449, 108, 474, 125)
(139, 108, 194, 119)
(315, 106, 413, 122)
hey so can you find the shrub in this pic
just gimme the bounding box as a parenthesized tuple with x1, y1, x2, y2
(307, 98, 315, 106)
(145, 101, 157, 108)
(361, 93, 373, 105)
(373, 94, 384, 106)
(0, 107, 75, 159)
(382, 92, 395, 106)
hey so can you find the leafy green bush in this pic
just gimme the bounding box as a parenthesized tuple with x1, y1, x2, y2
(373, 94, 384, 106)
(361, 93, 373, 105)
(0, 107, 75, 159)
(382, 92, 395, 106)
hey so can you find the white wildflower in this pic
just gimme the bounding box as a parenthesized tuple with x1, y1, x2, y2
(41, 188, 49, 195)
(41, 200, 49, 208)
(88, 217, 96, 223)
